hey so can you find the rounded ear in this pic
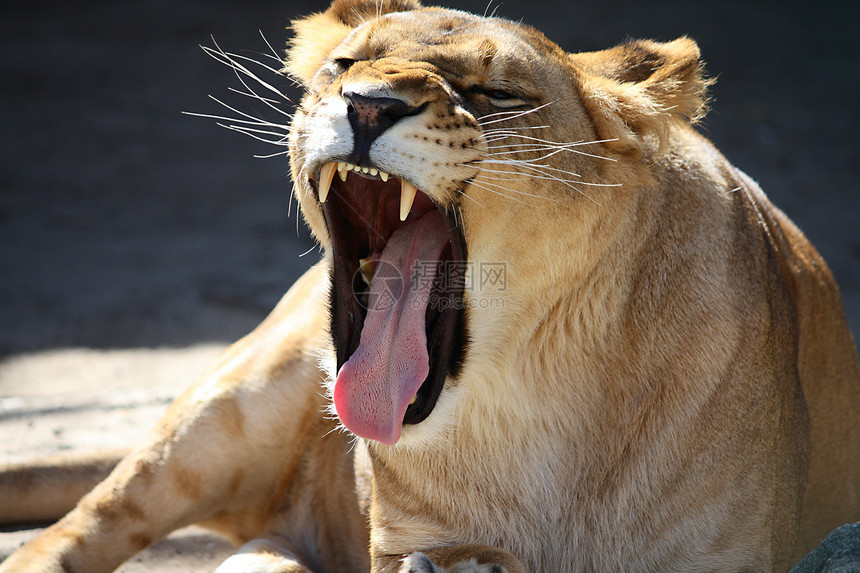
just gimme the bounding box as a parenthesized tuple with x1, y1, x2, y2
(570, 37, 712, 154)
(285, 0, 421, 85)
(325, 0, 421, 27)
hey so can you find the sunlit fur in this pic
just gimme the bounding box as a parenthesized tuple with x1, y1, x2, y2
(1, 1, 859, 572)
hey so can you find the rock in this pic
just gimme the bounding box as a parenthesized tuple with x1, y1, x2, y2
(790, 522, 860, 573)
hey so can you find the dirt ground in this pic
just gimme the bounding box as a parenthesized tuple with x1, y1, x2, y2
(1, 0, 858, 570)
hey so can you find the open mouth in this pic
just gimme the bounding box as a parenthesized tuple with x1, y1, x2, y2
(315, 161, 467, 445)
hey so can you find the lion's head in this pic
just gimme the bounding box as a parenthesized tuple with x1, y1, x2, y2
(285, 0, 710, 445)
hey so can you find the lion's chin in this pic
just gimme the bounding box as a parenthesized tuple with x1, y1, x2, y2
(315, 161, 467, 443)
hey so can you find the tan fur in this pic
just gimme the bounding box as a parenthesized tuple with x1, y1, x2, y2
(2, 1, 859, 572)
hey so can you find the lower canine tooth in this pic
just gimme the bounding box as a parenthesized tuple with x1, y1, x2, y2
(400, 181, 418, 221)
(358, 257, 376, 286)
(409, 394, 417, 405)
(318, 162, 337, 203)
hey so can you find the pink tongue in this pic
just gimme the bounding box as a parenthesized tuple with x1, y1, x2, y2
(333, 209, 449, 445)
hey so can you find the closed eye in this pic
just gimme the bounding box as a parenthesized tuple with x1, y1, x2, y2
(478, 88, 517, 99)
(470, 85, 528, 108)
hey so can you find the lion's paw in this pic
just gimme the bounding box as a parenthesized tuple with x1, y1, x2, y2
(400, 552, 507, 573)
(399, 553, 441, 573)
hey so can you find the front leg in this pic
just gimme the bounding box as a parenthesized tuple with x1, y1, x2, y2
(379, 545, 525, 573)
(0, 346, 328, 573)
(0, 263, 340, 573)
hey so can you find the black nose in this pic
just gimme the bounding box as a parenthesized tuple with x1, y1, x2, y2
(343, 91, 421, 165)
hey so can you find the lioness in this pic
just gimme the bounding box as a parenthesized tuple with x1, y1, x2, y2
(2, 0, 859, 571)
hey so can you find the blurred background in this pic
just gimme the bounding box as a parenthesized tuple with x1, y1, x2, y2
(1, 0, 858, 357)
(0, 0, 858, 569)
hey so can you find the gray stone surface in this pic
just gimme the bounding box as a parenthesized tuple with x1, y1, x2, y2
(790, 523, 860, 573)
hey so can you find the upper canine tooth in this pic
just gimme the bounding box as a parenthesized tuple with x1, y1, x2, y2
(400, 180, 418, 221)
(319, 162, 337, 203)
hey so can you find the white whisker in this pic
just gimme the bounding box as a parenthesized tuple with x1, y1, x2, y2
(487, 165, 600, 205)
(556, 180, 620, 188)
(220, 43, 287, 76)
(482, 137, 617, 149)
(299, 244, 319, 257)
(200, 93, 281, 130)
(218, 123, 290, 142)
(227, 86, 283, 106)
(477, 130, 554, 141)
(200, 39, 296, 130)
(473, 149, 568, 165)
(183, 106, 289, 130)
(222, 51, 288, 79)
(254, 149, 291, 159)
(224, 64, 295, 122)
(218, 123, 289, 146)
(476, 125, 551, 137)
(482, 164, 620, 188)
(203, 40, 291, 102)
(481, 146, 615, 163)
(478, 160, 593, 183)
(469, 174, 564, 203)
(478, 135, 618, 162)
(496, 162, 579, 178)
(453, 186, 485, 208)
(480, 147, 576, 160)
(477, 102, 554, 125)
(258, 30, 285, 64)
(467, 171, 534, 183)
(465, 179, 531, 206)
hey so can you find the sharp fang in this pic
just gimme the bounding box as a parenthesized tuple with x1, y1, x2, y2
(380, 171, 389, 182)
(359, 257, 376, 286)
(409, 394, 417, 405)
(400, 181, 417, 221)
(319, 162, 337, 203)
